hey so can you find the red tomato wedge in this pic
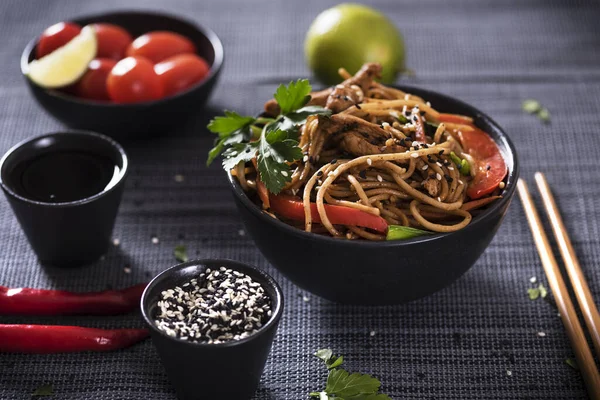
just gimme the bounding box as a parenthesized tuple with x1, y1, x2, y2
(439, 114, 507, 199)
(269, 195, 388, 233)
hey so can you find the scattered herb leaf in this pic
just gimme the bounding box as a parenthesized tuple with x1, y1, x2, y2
(207, 80, 330, 194)
(311, 349, 390, 399)
(32, 384, 53, 397)
(522, 99, 550, 124)
(528, 283, 548, 300)
(174, 245, 188, 263)
(565, 358, 579, 370)
(537, 107, 551, 123)
(522, 99, 541, 114)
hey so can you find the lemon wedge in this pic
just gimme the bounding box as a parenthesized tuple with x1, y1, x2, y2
(26, 25, 97, 88)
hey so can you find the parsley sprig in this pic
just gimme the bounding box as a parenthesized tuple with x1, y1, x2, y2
(207, 80, 330, 193)
(310, 349, 392, 400)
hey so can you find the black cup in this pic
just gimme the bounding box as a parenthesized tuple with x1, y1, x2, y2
(0, 131, 128, 267)
(141, 259, 284, 400)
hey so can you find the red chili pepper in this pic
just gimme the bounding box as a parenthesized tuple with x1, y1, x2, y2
(0, 283, 147, 316)
(269, 195, 388, 233)
(0, 324, 149, 353)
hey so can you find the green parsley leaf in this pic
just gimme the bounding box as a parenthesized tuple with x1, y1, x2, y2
(221, 142, 258, 171)
(206, 111, 256, 166)
(315, 348, 344, 369)
(522, 99, 542, 114)
(32, 384, 53, 397)
(271, 105, 331, 133)
(207, 111, 256, 135)
(274, 79, 312, 115)
(325, 369, 381, 398)
(174, 245, 188, 263)
(315, 349, 333, 362)
(256, 129, 303, 193)
(565, 358, 579, 370)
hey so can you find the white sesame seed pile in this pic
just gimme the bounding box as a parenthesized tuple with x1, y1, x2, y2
(154, 266, 272, 344)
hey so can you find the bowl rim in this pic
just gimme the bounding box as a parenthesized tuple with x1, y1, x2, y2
(140, 258, 284, 349)
(0, 130, 129, 208)
(227, 84, 520, 247)
(20, 9, 224, 107)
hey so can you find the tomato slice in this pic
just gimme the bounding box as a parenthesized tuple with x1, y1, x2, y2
(439, 115, 507, 199)
(269, 195, 388, 233)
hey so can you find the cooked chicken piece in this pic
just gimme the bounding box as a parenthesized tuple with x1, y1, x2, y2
(263, 63, 382, 116)
(314, 114, 406, 157)
(423, 178, 441, 197)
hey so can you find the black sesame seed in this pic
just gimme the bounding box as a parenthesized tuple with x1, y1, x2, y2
(359, 170, 367, 179)
(486, 165, 491, 171)
(330, 159, 337, 164)
(438, 150, 444, 156)
(355, 104, 362, 110)
(317, 171, 323, 177)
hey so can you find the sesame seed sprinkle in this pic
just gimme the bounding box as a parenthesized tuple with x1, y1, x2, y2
(154, 267, 272, 344)
(410, 152, 419, 158)
(377, 175, 383, 182)
(367, 158, 373, 166)
(436, 173, 442, 180)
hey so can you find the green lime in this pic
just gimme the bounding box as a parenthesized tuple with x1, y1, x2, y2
(304, 3, 405, 85)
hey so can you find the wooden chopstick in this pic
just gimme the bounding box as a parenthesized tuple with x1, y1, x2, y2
(535, 172, 600, 359)
(517, 179, 600, 399)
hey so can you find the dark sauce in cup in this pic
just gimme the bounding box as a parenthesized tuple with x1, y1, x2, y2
(7, 151, 120, 203)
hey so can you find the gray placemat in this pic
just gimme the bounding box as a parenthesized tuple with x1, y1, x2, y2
(1, 0, 600, 398)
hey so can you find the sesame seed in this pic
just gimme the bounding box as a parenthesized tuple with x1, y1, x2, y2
(238, 229, 245, 237)
(113, 238, 120, 246)
(437, 197, 441, 202)
(458, 180, 464, 185)
(174, 174, 185, 183)
(377, 175, 383, 182)
(367, 158, 373, 166)
(537, 332, 546, 337)
(436, 173, 442, 180)
(151, 236, 159, 244)
(410, 153, 419, 158)
(506, 370, 512, 377)
(530, 276, 537, 283)
(303, 155, 309, 162)
(422, 165, 429, 171)
(281, 171, 288, 177)
(404, 94, 410, 100)
(123, 266, 131, 274)
(369, 330, 376, 337)
(302, 296, 310, 302)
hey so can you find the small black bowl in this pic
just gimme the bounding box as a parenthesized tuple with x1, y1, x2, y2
(141, 259, 284, 400)
(227, 86, 519, 305)
(0, 131, 128, 267)
(21, 10, 224, 139)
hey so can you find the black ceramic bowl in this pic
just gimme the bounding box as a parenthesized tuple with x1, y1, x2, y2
(141, 259, 283, 400)
(21, 11, 224, 139)
(228, 86, 519, 305)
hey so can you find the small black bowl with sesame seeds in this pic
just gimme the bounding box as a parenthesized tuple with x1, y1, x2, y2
(141, 259, 283, 400)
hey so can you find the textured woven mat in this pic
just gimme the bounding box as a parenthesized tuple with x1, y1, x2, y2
(1, 0, 600, 398)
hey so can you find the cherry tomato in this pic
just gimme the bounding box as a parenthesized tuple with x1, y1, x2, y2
(71, 58, 116, 101)
(93, 23, 133, 60)
(126, 31, 197, 63)
(36, 22, 81, 58)
(154, 54, 209, 97)
(107, 56, 163, 103)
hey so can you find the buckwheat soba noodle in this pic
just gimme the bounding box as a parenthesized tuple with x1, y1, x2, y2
(214, 63, 507, 241)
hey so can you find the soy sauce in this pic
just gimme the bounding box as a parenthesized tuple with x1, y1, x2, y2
(8, 151, 120, 203)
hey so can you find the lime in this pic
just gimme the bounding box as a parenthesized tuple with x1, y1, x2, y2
(26, 25, 97, 88)
(305, 3, 405, 85)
